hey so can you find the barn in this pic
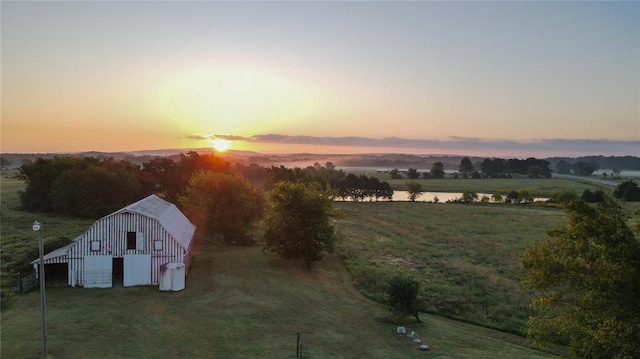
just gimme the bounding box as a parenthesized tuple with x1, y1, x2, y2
(31, 194, 196, 289)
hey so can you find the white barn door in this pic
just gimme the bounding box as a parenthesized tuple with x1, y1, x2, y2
(123, 254, 151, 287)
(84, 255, 112, 288)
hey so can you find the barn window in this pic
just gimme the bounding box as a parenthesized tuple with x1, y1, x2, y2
(90, 240, 101, 251)
(127, 232, 144, 250)
(154, 240, 163, 251)
(126, 232, 137, 250)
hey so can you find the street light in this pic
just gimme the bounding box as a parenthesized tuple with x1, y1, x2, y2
(33, 220, 47, 359)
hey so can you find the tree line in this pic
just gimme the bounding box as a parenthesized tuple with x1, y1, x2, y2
(16, 153, 392, 265)
(388, 156, 553, 180)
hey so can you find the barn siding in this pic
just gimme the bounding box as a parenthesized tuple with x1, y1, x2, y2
(66, 212, 187, 286)
(33, 195, 195, 288)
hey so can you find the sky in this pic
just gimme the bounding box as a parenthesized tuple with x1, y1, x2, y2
(1, 1, 638, 158)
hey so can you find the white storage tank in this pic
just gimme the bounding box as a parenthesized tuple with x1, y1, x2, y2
(159, 262, 185, 291)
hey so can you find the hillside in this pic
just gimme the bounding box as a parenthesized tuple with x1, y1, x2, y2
(1, 245, 549, 358)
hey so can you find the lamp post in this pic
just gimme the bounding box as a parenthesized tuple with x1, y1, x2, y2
(33, 221, 47, 359)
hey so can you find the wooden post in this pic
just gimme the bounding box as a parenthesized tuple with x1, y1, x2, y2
(17, 272, 22, 292)
(296, 332, 300, 357)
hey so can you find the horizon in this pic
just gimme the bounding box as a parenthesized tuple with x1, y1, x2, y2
(2, 2, 638, 157)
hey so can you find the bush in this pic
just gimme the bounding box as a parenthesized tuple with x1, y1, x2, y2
(613, 180, 640, 201)
(387, 272, 421, 322)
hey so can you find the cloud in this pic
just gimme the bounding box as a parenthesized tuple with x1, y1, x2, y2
(187, 133, 638, 156)
(186, 134, 248, 141)
(186, 134, 213, 140)
(214, 134, 249, 141)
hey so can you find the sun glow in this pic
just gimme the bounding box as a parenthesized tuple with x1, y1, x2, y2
(155, 65, 326, 136)
(211, 139, 231, 152)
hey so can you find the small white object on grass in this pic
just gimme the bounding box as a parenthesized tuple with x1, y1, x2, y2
(419, 344, 430, 350)
(396, 326, 406, 334)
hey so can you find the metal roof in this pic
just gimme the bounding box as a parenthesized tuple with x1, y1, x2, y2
(33, 195, 196, 264)
(112, 194, 196, 250)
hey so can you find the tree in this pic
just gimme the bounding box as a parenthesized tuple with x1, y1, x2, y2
(180, 171, 265, 245)
(389, 168, 402, 179)
(613, 180, 640, 202)
(406, 181, 423, 202)
(581, 189, 605, 203)
(261, 181, 337, 268)
(459, 157, 475, 178)
(522, 200, 640, 358)
(460, 190, 479, 204)
(407, 168, 420, 179)
(556, 160, 571, 175)
(571, 161, 599, 176)
(18, 157, 79, 211)
(325, 161, 335, 171)
(505, 190, 519, 203)
(387, 272, 421, 322)
(430, 162, 445, 179)
(52, 163, 143, 218)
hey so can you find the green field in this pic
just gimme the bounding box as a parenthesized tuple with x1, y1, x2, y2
(334, 201, 565, 335)
(1, 177, 555, 358)
(1, 245, 549, 358)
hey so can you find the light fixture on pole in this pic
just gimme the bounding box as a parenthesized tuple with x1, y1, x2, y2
(33, 220, 47, 359)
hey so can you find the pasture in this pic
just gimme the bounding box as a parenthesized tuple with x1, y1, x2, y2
(1, 176, 559, 357)
(334, 201, 566, 335)
(1, 246, 550, 358)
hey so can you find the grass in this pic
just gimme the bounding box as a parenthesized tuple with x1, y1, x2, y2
(334, 201, 566, 335)
(1, 246, 549, 358)
(0, 176, 550, 358)
(0, 177, 93, 296)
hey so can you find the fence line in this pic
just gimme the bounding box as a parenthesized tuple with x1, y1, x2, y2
(17, 271, 37, 292)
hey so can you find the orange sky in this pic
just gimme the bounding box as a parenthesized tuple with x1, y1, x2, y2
(2, 2, 638, 157)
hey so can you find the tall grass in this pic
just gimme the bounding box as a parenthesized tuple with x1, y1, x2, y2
(334, 201, 565, 334)
(0, 177, 93, 302)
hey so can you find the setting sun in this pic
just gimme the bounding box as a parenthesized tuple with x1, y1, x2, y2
(211, 139, 231, 152)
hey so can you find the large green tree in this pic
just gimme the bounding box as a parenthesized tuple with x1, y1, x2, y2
(522, 199, 640, 358)
(261, 181, 337, 268)
(180, 170, 265, 245)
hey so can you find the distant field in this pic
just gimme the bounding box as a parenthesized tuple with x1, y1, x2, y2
(334, 201, 566, 335)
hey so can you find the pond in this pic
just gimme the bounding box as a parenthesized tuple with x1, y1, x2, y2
(336, 191, 549, 203)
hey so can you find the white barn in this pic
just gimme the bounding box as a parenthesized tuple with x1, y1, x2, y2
(32, 194, 196, 288)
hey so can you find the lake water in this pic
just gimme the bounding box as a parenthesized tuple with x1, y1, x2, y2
(336, 191, 548, 203)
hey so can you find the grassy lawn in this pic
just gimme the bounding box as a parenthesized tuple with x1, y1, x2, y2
(334, 201, 566, 335)
(1, 246, 549, 358)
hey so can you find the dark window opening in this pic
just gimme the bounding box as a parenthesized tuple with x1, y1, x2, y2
(126, 232, 136, 250)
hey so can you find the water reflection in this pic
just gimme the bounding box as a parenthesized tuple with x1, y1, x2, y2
(336, 191, 548, 203)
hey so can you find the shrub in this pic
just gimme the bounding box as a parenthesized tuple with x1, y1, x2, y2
(387, 272, 421, 322)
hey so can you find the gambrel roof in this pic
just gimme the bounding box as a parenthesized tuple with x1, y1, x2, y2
(32, 195, 195, 264)
(110, 194, 195, 250)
